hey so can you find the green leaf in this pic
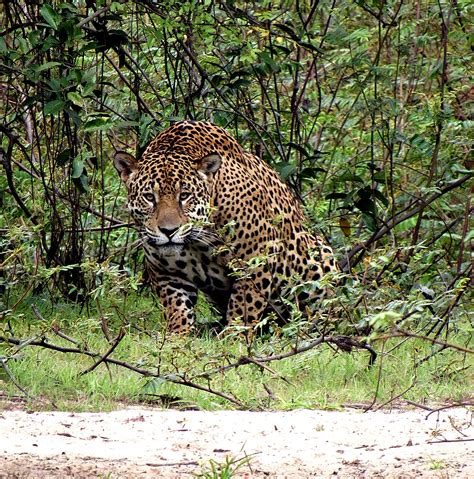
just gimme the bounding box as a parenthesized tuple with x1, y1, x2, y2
(275, 162, 297, 179)
(76, 173, 89, 193)
(355, 196, 376, 214)
(72, 173, 89, 194)
(44, 100, 64, 116)
(83, 117, 113, 132)
(300, 167, 325, 179)
(373, 171, 387, 183)
(142, 377, 167, 394)
(67, 92, 83, 107)
(229, 79, 251, 90)
(362, 212, 377, 232)
(56, 148, 72, 166)
(40, 4, 59, 30)
(335, 173, 364, 183)
(368, 311, 403, 332)
(71, 159, 84, 178)
(373, 189, 389, 207)
(259, 51, 280, 73)
(452, 164, 474, 176)
(273, 44, 292, 55)
(213, 111, 232, 127)
(34, 61, 62, 72)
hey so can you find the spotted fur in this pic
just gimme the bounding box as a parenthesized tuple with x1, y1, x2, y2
(114, 121, 337, 333)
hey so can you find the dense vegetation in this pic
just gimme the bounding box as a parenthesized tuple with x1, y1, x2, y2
(1, 0, 472, 409)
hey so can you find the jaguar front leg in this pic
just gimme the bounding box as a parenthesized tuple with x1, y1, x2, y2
(152, 274, 198, 334)
(225, 277, 270, 336)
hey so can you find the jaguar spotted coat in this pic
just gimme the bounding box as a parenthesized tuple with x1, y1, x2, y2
(114, 120, 337, 334)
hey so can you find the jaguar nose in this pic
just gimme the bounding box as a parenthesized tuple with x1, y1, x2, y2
(158, 226, 179, 238)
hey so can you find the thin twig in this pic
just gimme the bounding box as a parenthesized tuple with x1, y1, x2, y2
(0, 358, 31, 399)
(374, 330, 474, 355)
(80, 328, 126, 376)
(404, 400, 434, 412)
(146, 461, 199, 467)
(426, 400, 474, 419)
(428, 438, 474, 444)
(77, 6, 110, 28)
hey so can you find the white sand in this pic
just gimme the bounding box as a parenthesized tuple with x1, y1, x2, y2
(0, 406, 472, 478)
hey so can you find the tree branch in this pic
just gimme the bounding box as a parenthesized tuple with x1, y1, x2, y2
(340, 175, 472, 271)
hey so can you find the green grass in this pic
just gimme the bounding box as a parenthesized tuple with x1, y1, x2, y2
(0, 291, 472, 411)
(194, 453, 255, 478)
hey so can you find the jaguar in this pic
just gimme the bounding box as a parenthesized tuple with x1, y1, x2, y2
(114, 120, 337, 334)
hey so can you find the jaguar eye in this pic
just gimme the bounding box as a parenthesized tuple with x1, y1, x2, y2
(144, 193, 155, 203)
(179, 192, 191, 202)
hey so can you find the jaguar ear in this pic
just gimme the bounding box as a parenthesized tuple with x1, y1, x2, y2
(197, 153, 221, 176)
(114, 151, 138, 183)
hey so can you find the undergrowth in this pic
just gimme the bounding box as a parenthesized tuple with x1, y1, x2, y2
(1, 291, 471, 412)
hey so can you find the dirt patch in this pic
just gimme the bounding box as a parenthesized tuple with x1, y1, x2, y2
(0, 406, 472, 478)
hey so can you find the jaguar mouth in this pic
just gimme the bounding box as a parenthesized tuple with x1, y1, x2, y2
(147, 237, 184, 247)
(144, 240, 184, 257)
(143, 225, 218, 250)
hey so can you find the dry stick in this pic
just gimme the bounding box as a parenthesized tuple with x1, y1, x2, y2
(96, 299, 112, 343)
(64, 223, 133, 233)
(430, 264, 472, 341)
(201, 354, 293, 386)
(104, 52, 158, 121)
(255, 335, 376, 365)
(449, 414, 470, 438)
(145, 461, 199, 468)
(246, 357, 293, 386)
(425, 400, 474, 419)
(426, 1, 452, 185)
(428, 438, 474, 444)
(373, 378, 417, 412)
(356, 2, 398, 27)
(117, 46, 166, 110)
(0, 333, 374, 407)
(404, 400, 434, 412)
(263, 383, 277, 401)
(0, 336, 140, 371)
(364, 339, 386, 412)
(457, 199, 471, 275)
(0, 146, 36, 224)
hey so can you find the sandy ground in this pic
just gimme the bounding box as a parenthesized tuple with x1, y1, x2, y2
(0, 405, 473, 478)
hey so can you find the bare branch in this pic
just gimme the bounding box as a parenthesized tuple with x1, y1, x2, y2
(340, 175, 472, 271)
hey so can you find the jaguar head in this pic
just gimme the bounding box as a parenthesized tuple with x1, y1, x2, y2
(114, 150, 221, 255)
